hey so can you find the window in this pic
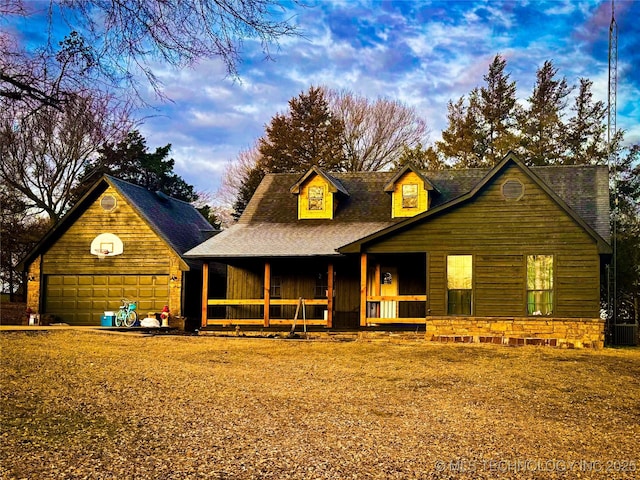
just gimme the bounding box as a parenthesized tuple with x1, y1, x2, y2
(270, 276, 282, 318)
(527, 255, 553, 315)
(308, 186, 324, 210)
(447, 255, 472, 315)
(314, 272, 328, 298)
(100, 194, 116, 211)
(501, 179, 524, 201)
(402, 184, 418, 208)
(270, 276, 282, 298)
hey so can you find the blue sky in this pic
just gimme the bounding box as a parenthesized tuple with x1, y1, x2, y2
(6, 0, 640, 197)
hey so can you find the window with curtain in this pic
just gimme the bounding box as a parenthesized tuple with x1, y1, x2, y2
(447, 255, 472, 315)
(527, 255, 554, 315)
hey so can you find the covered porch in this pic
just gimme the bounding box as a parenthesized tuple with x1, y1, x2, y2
(200, 258, 336, 328)
(199, 253, 428, 329)
(359, 252, 428, 326)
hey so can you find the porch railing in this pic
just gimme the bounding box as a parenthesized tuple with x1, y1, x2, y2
(206, 298, 329, 326)
(365, 294, 427, 324)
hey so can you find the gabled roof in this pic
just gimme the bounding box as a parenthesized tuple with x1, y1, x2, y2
(20, 176, 216, 270)
(383, 163, 438, 193)
(106, 176, 216, 257)
(289, 165, 350, 196)
(339, 152, 612, 254)
(185, 153, 611, 259)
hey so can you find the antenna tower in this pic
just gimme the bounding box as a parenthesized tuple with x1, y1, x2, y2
(607, 0, 618, 337)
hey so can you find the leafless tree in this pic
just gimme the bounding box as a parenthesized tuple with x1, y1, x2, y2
(214, 143, 262, 226)
(0, 92, 132, 222)
(326, 88, 430, 171)
(1, 0, 300, 110)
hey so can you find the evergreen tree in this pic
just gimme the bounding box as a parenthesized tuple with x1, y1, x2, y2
(258, 86, 346, 173)
(231, 86, 346, 219)
(613, 143, 640, 323)
(479, 54, 519, 165)
(436, 91, 486, 167)
(73, 130, 197, 203)
(564, 78, 607, 165)
(517, 60, 572, 165)
(231, 164, 268, 221)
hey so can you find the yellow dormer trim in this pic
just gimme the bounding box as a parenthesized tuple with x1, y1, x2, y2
(391, 171, 429, 218)
(298, 175, 334, 219)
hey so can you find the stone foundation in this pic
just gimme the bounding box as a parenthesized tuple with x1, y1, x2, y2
(426, 316, 605, 349)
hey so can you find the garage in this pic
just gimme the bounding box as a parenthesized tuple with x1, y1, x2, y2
(21, 176, 215, 327)
(44, 274, 169, 325)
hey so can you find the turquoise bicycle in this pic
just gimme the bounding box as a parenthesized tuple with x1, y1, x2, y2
(115, 299, 138, 327)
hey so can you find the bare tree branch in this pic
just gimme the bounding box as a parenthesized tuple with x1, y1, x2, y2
(326, 88, 430, 171)
(1, 0, 301, 110)
(0, 91, 133, 221)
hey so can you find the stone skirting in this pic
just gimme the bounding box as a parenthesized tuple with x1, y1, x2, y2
(426, 316, 605, 349)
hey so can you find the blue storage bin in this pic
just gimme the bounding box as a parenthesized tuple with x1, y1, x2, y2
(100, 315, 114, 327)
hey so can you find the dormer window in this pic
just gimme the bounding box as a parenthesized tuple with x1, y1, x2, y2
(308, 186, 324, 210)
(290, 166, 350, 220)
(384, 164, 437, 219)
(402, 184, 418, 208)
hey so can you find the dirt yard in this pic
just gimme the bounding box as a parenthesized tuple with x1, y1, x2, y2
(1, 329, 638, 479)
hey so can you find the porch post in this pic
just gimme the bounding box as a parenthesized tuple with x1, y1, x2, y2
(201, 262, 209, 328)
(327, 262, 334, 328)
(360, 253, 367, 327)
(264, 261, 270, 327)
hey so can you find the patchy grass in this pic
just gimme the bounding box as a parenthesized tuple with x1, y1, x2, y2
(1, 330, 639, 479)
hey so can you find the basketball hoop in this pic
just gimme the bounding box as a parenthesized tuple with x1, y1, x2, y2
(90, 233, 124, 258)
(93, 248, 110, 260)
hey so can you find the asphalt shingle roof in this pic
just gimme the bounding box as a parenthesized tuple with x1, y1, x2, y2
(107, 176, 216, 255)
(185, 162, 610, 258)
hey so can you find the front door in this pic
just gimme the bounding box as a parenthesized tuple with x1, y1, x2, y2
(380, 267, 398, 318)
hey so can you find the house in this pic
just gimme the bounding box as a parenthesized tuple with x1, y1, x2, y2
(185, 152, 611, 347)
(21, 176, 216, 326)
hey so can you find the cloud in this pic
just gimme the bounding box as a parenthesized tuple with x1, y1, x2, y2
(6, 0, 639, 199)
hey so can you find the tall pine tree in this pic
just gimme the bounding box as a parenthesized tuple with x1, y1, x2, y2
(479, 54, 519, 165)
(258, 86, 346, 173)
(517, 60, 572, 165)
(564, 78, 608, 165)
(436, 90, 486, 167)
(232, 86, 346, 219)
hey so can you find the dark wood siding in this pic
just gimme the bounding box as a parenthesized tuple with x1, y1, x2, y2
(38, 185, 190, 325)
(225, 257, 362, 326)
(475, 255, 524, 316)
(366, 164, 601, 318)
(226, 262, 263, 319)
(334, 257, 360, 328)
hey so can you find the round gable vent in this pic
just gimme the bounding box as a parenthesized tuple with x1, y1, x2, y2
(100, 194, 117, 211)
(501, 179, 524, 201)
